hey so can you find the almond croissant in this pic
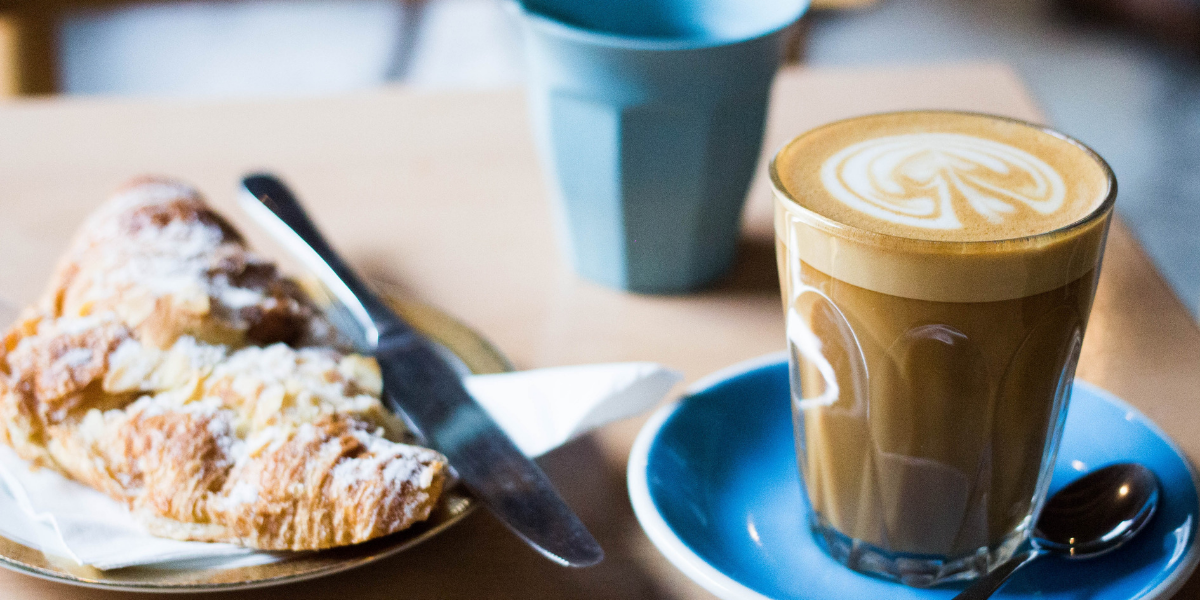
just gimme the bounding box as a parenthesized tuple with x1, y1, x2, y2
(0, 178, 447, 551)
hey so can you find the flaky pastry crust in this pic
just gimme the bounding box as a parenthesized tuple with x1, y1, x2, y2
(0, 179, 447, 551)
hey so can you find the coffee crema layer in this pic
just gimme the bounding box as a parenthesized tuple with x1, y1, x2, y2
(771, 112, 1114, 303)
(773, 111, 1111, 243)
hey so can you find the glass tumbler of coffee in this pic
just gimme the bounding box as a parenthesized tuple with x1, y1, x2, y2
(771, 111, 1116, 586)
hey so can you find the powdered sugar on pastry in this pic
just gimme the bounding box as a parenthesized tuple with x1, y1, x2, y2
(42, 177, 339, 350)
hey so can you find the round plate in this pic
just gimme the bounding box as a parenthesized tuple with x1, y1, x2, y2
(0, 293, 511, 592)
(629, 352, 1200, 600)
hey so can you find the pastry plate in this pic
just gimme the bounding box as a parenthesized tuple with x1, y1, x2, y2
(0, 291, 510, 592)
(629, 352, 1200, 600)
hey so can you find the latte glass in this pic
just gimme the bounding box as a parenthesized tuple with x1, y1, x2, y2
(771, 112, 1116, 586)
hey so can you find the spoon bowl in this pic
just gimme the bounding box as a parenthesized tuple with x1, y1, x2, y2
(954, 462, 1160, 600)
(1035, 463, 1160, 558)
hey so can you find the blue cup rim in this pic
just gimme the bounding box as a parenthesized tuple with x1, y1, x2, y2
(507, 0, 811, 51)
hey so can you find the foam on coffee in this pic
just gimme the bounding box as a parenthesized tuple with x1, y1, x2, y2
(777, 112, 1108, 242)
(771, 112, 1114, 303)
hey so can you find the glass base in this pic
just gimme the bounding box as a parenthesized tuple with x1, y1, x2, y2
(810, 516, 1028, 588)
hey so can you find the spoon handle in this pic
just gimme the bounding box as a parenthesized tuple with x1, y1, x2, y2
(952, 548, 1044, 600)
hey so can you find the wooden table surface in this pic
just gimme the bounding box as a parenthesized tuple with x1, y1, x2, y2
(0, 63, 1197, 599)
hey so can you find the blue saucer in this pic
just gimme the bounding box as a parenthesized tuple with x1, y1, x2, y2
(629, 353, 1200, 600)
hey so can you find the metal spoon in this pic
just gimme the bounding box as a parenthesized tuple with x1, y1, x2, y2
(954, 463, 1159, 600)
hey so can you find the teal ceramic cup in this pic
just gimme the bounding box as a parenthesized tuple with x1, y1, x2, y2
(511, 0, 809, 293)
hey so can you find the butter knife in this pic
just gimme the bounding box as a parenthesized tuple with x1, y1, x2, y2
(239, 174, 603, 567)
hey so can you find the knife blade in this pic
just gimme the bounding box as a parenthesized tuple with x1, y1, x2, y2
(239, 173, 603, 567)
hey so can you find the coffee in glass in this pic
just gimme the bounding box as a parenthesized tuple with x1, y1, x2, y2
(771, 111, 1116, 586)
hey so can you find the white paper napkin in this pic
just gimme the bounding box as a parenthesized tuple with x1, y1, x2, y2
(0, 362, 681, 571)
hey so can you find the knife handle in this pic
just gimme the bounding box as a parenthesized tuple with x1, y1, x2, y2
(239, 174, 412, 347)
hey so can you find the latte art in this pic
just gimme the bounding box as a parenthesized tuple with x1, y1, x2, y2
(820, 133, 1067, 230)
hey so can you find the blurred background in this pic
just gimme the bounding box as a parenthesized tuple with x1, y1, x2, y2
(1, 0, 1197, 315)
